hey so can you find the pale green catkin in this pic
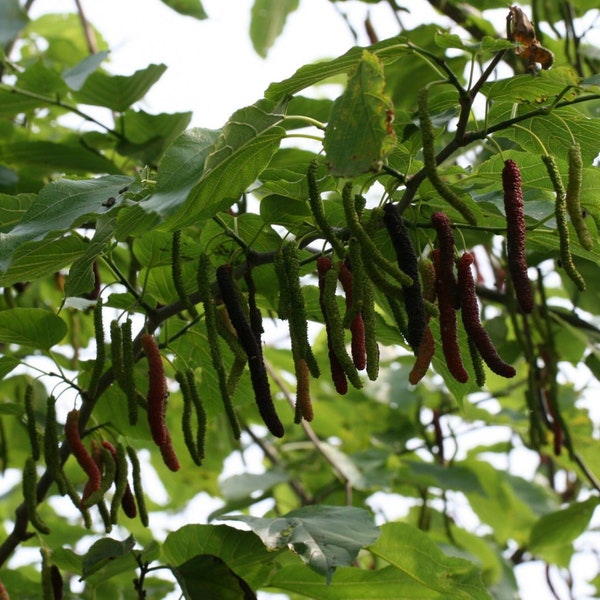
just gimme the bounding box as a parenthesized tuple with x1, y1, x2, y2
(418, 87, 477, 225)
(542, 154, 586, 291)
(342, 182, 413, 288)
(565, 143, 593, 251)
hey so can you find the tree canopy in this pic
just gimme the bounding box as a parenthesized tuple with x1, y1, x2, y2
(1, 1, 600, 598)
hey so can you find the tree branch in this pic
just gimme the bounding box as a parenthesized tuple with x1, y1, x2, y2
(74, 0, 98, 54)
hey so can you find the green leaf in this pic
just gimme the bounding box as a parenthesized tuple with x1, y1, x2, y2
(139, 128, 220, 219)
(0, 356, 20, 379)
(160, 0, 208, 19)
(0, 193, 35, 233)
(0, 140, 120, 175)
(158, 98, 288, 230)
(17, 61, 68, 96)
(269, 564, 450, 599)
(80, 538, 159, 587)
(434, 32, 471, 51)
(82, 536, 136, 579)
(222, 505, 379, 582)
(324, 50, 396, 177)
(250, 0, 299, 58)
(0, 175, 132, 273)
(0, 0, 28, 45)
(63, 51, 109, 91)
(115, 109, 193, 163)
(259, 193, 312, 228)
(265, 37, 410, 102)
(64, 213, 116, 298)
(368, 522, 491, 599)
(172, 555, 257, 600)
(220, 468, 289, 502)
(73, 64, 167, 112)
(163, 523, 280, 588)
(0, 308, 66, 351)
(0, 236, 87, 286)
(497, 106, 600, 165)
(481, 67, 580, 104)
(529, 497, 600, 567)
(0, 88, 45, 117)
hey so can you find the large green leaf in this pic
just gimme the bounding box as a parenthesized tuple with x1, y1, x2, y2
(172, 555, 257, 600)
(115, 109, 192, 162)
(0, 308, 66, 351)
(222, 505, 379, 582)
(220, 468, 289, 502)
(63, 51, 110, 91)
(0, 0, 28, 45)
(16, 60, 68, 96)
(160, 0, 208, 19)
(0, 236, 87, 286)
(269, 564, 444, 599)
(529, 496, 600, 567)
(0, 87, 46, 117)
(368, 522, 491, 599)
(0, 356, 20, 379)
(82, 537, 136, 579)
(324, 50, 396, 177)
(0, 140, 120, 175)
(496, 106, 600, 165)
(139, 128, 220, 219)
(0, 193, 35, 233)
(64, 213, 117, 298)
(481, 67, 580, 104)
(250, 0, 299, 58)
(0, 175, 132, 273)
(156, 98, 288, 230)
(73, 64, 167, 112)
(81, 538, 160, 587)
(265, 37, 410, 102)
(163, 523, 279, 589)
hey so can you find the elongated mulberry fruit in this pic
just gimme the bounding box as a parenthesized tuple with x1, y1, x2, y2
(457, 253, 516, 378)
(64, 409, 101, 507)
(337, 261, 366, 371)
(141, 334, 168, 447)
(408, 326, 435, 385)
(431, 211, 458, 309)
(502, 159, 534, 313)
(383, 203, 426, 351)
(566, 143, 593, 251)
(216, 264, 284, 438)
(542, 153, 586, 291)
(432, 249, 468, 383)
(317, 256, 362, 392)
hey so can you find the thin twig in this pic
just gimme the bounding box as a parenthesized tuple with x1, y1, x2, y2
(242, 423, 313, 505)
(264, 361, 353, 504)
(74, 0, 98, 54)
(0, 84, 124, 139)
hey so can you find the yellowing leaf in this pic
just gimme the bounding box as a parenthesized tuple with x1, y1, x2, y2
(324, 50, 396, 177)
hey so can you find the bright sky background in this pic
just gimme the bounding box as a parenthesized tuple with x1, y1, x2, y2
(29, 0, 444, 128)
(16, 2, 600, 598)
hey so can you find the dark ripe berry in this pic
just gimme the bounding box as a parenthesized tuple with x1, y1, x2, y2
(431, 211, 459, 309)
(216, 265, 284, 438)
(457, 253, 516, 378)
(337, 261, 366, 370)
(502, 159, 534, 313)
(432, 250, 468, 384)
(383, 203, 427, 351)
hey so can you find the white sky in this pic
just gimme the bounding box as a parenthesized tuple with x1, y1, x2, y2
(29, 0, 442, 128)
